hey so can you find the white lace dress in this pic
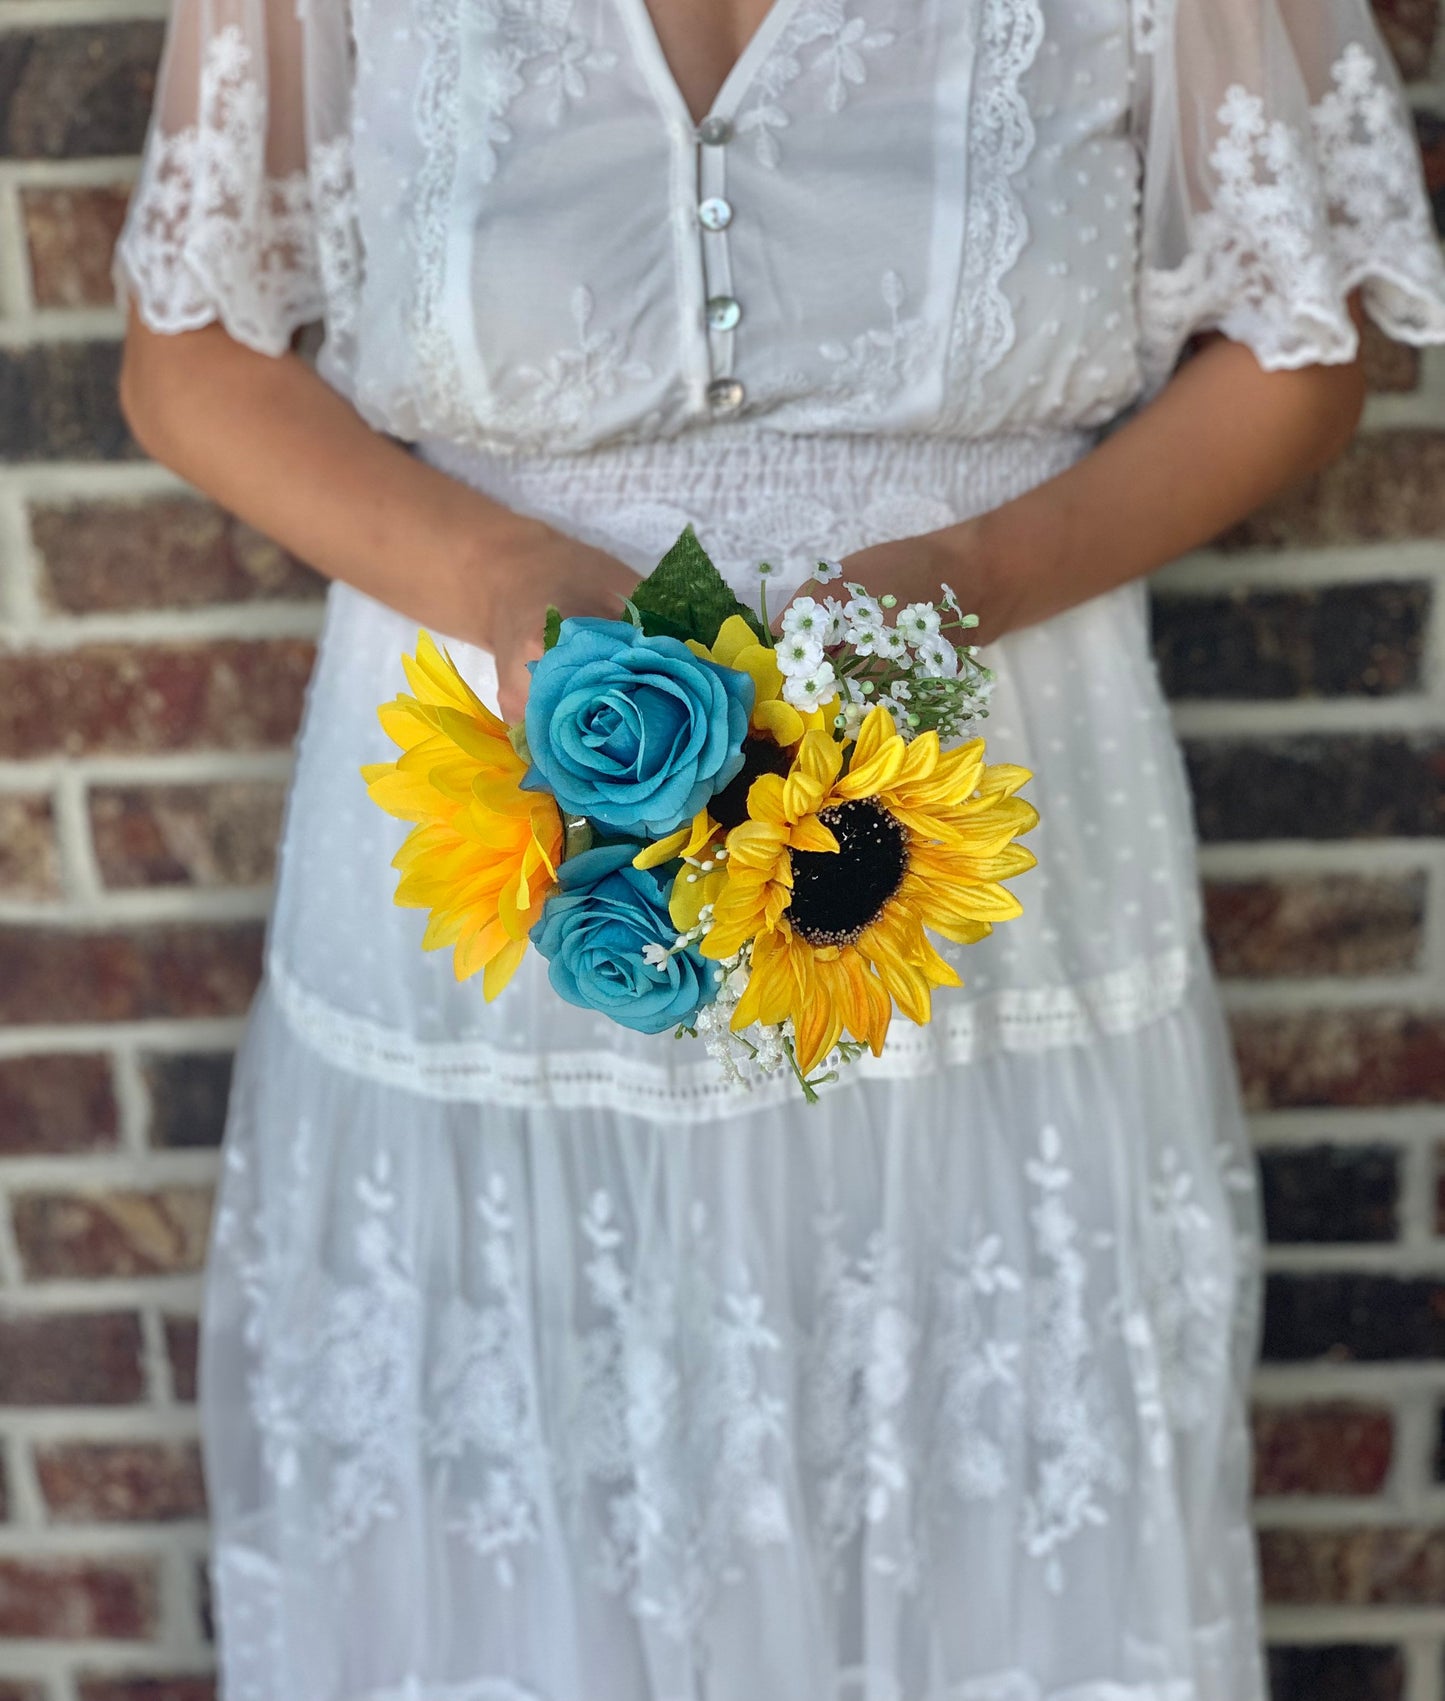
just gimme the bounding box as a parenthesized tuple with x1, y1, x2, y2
(116, 2, 1445, 1697)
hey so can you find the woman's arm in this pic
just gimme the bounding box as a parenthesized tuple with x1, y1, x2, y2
(118, 309, 641, 718)
(838, 302, 1371, 640)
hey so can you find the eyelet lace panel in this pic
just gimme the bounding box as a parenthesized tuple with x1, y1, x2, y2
(265, 944, 1198, 1121)
(940, 0, 1045, 431)
(113, 25, 359, 356)
(210, 1105, 1257, 1672)
(1140, 41, 1445, 385)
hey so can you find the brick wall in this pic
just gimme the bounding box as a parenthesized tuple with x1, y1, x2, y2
(0, 0, 1443, 1696)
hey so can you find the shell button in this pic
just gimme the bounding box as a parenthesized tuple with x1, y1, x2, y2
(699, 195, 733, 231)
(706, 376, 746, 412)
(706, 295, 743, 331)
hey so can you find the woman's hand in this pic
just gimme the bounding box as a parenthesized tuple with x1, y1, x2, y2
(476, 522, 641, 721)
(778, 524, 1018, 645)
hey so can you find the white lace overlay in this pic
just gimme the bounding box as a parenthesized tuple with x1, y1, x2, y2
(941, 0, 1045, 430)
(115, 26, 358, 354)
(1140, 39, 1445, 382)
(210, 1019, 1260, 1689)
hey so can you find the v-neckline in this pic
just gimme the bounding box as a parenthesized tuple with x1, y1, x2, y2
(613, 0, 805, 133)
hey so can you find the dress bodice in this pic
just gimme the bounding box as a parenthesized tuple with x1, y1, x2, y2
(117, 0, 1445, 456)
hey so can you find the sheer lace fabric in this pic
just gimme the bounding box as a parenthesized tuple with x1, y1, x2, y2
(207, 974, 1264, 1701)
(115, 0, 1445, 445)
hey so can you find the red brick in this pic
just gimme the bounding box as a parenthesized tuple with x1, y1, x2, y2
(31, 499, 321, 614)
(1221, 431, 1445, 551)
(90, 784, 284, 889)
(20, 185, 130, 308)
(0, 1558, 157, 1639)
(164, 1315, 198, 1403)
(36, 1443, 206, 1523)
(0, 1313, 145, 1405)
(1362, 317, 1421, 392)
(0, 924, 262, 1025)
(77, 1682, 214, 1701)
(0, 793, 60, 899)
(13, 1187, 213, 1279)
(1260, 1526, 1445, 1606)
(1253, 1403, 1394, 1497)
(0, 25, 161, 160)
(1373, 0, 1439, 79)
(1234, 1011, 1445, 1110)
(1205, 876, 1425, 978)
(0, 641, 314, 758)
(0, 1055, 117, 1156)
(0, 1682, 47, 1701)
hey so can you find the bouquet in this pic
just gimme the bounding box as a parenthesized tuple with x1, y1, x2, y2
(363, 528, 1038, 1101)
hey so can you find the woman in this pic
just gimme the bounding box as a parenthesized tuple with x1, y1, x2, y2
(116, 1, 1444, 1696)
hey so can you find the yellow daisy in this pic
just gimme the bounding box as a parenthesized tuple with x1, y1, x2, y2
(701, 705, 1038, 1075)
(362, 633, 564, 998)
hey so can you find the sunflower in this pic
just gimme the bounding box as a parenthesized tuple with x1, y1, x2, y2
(700, 705, 1038, 1075)
(633, 614, 833, 889)
(362, 633, 564, 997)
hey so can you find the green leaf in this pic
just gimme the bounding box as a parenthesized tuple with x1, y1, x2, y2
(628, 525, 769, 648)
(542, 605, 563, 652)
(563, 814, 594, 860)
(506, 721, 532, 764)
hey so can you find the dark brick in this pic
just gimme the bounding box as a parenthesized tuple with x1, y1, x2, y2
(164, 1315, 198, 1403)
(0, 1312, 145, 1405)
(0, 26, 161, 160)
(77, 1683, 215, 1701)
(1219, 431, 1445, 551)
(1362, 316, 1422, 392)
(1260, 1145, 1400, 1244)
(0, 1557, 157, 1639)
(0, 1682, 47, 1701)
(0, 641, 314, 757)
(91, 785, 284, 889)
(1205, 876, 1426, 978)
(31, 499, 322, 614)
(0, 342, 135, 462)
(13, 1187, 213, 1279)
(1418, 109, 1445, 231)
(21, 186, 132, 309)
(1375, 0, 1441, 81)
(36, 1443, 206, 1523)
(0, 793, 60, 899)
(1185, 737, 1445, 841)
(0, 925, 261, 1025)
(1253, 1403, 1394, 1496)
(1260, 1527, 1445, 1606)
(0, 1054, 118, 1157)
(1152, 582, 1430, 699)
(1235, 1011, 1445, 1110)
(1267, 1643, 1404, 1701)
(145, 1054, 233, 1149)
(1263, 1273, 1445, 1363)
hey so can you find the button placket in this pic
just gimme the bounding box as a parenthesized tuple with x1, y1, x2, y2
(695, 114, 744, 414)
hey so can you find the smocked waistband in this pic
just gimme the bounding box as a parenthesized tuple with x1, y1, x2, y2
(418, 427, 1093, 586)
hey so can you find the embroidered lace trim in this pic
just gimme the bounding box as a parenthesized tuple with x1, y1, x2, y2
(113, 25, 360, 357)
(1140, 41, 1445, 385)
(265, 944, 1198, 1120)
(942, 0, 1045, 430)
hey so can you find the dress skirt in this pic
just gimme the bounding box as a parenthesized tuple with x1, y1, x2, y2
(200, 427, 1268, 1701)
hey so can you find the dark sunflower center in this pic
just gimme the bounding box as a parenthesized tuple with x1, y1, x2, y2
(710, 734, 793, 830)
(787, 798, 909, 947)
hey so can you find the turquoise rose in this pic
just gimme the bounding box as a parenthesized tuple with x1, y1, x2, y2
(528, 843, 715, 1035)
(522, 618, 753, 838)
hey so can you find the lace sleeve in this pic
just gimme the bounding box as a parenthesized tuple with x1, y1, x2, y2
(113, 0, 360, 358)
(1135, 0, 1445, 387)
